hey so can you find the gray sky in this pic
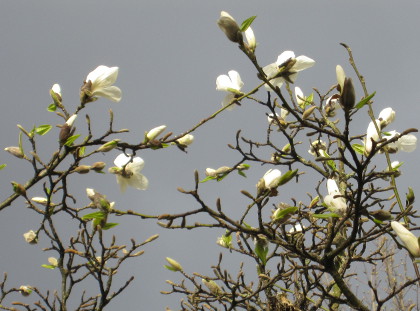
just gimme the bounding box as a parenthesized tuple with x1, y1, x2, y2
(0, 0, 419, 309)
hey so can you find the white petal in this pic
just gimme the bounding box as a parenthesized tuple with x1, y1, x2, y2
(92, 86, 122, 102)
(114, 153, 131, 167)
(293, 55, 315, 71)
(222, 93, 236, 109)
(295, 87, 304, 106)
(399, 134, 417, 152)
(127, 157, 145, 173)
(116, 175, 129, 193)
(244, 27, 256, 49)
(391, 221, 420, 257)
(327, 179, 339, 194)
(227, 70, 243, 90)
(276, 51, 295, 66)
(336, 65, 346, 91)
(127, 173, 149, 190)
(216, 75, 232, 91)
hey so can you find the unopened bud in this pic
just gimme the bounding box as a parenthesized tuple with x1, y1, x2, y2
(74, 165, 91, 174)
(91, 162, 106, 172)
(370, 210, 392, 221)
(31, 197, 48, 205)
(5, 146, 24, 159)
(176, 134, 194, 146)
(340, 77, 356, 111)
(146, 125, 167, 141)
(217, 11, 243, 43)
(302, 106, 316, 119)
(11, 181, 26, 197)
(164, 257, 183, 272)
(19, 285, 33, 296)
(202, 279, 222, 295)
(98, 139, 120, 152)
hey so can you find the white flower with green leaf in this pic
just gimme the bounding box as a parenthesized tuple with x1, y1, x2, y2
(84, 65, 122, 102)
(216, 70, 244, 109)
(110, 154, 149, 192)
(263, 51, 315, 90)
(391, 221, 420, 257)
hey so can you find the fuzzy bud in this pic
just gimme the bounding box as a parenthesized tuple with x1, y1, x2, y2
(91, 162, 106, 172)
(5, 146, 24, 159)
(217, 11, 243, 43)
(340, 77, 356, 111)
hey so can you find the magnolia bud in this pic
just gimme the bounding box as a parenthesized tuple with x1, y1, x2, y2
(74, 165, 91, 174)
(98, 139, 120, 152)
(91, 162, 106, 172)
(217, 11, 243, 43)
(19, 285, 33, 296)
(5, 146, 24, 159)
(340, 77, 356, 111)
(202, 279, 222, 295)
(165, 257, 183, 272)
(176, 134, 194, 146)
(146, 125, 167, 141)
(370, 210, 392, 221)
(11, 181, 26, 197)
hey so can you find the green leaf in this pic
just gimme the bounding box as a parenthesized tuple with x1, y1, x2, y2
(273, 206, 298, 221)
(373, 219, 383, 225)
(164, 265, 178, 272)
(35, 124, 52, 136)
(102, 223, 119, 230)
(82, 211, 107, 220)
(18, 131, 24, 155)
(352, 144, 365, 155)
(327, 159, 336, 171)
(47, 103, 57, 112)
(200, 176, 217, 183)
(0, 164, 6, 170)
(64, 134, 81, 146)
(254, 241, 268, 265)
(240, 16, 257, 32)
(278, 169, 298, 186)
(237, 170, 247, 177)
(355, 91, 376, 109)
(312, 212, 341, 219)
(41, 264, 56, 270)
(78, 146, 86, 157)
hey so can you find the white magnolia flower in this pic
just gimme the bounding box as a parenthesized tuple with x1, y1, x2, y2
(391, 221, 420, 257)
(263, 51, 315, 90)
(295, 86, 305, 107)
(384, 131, 417, 153)
(176, 134, 194, 146)
(146, 125, 167, 141)
(244, 26, 256, 51)
(65, 114, 77, 127)
(336, 65, 346, 91)
(48, 257, 58, 267)
(23, 230, 37, 244)
(324, 179, 347, 215)
(85, 65, 122, 102)
(52, 84, 62, 97)
(267, 109, 288, 125)
(262, 169, 282, 189)
(378, 107, 395, 128)
(323, 94, 341, 117)
(308, 140, 327, 156)
(205, 168, 217, 177)
(364, 119, 381, 155)
(216, 70, 244, 109)
(113, 154, 149, 192)
(288, 224, 304, 234)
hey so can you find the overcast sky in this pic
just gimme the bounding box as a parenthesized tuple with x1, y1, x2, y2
(0, 1, 419, 309)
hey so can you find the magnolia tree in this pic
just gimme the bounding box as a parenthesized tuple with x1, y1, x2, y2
(0, 11, 419, 311)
